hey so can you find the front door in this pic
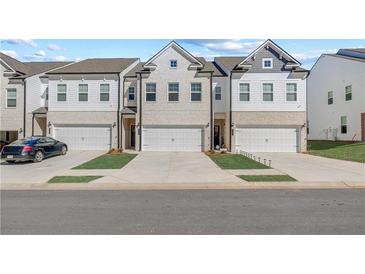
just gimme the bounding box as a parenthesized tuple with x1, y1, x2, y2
(131, 125, 136, 147)
(214, 125, 220, 148)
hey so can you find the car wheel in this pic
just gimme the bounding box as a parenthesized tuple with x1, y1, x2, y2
(6, 160, 15, 164)
(34, 151, 44, 163)
(61, 145, 67, 155)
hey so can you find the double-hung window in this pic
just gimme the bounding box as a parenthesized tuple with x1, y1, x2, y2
(168, 83, 179, 102)
(328, 91, 333, 105)
(57, 84, 67, 102)
(6, 88, 17, 107)
(239, 83, 250, 101)
(215, 86, 222, 100)
(128, 86, 135, 101)
(78, 84, 88, 102)
(146, 83, 156, 102)
(340, 116, 347, 134)
(100, 84, 110, 101)
(191, 83, 202, 102)
(286, 83, 297, 101)
(262, 83, 273, 101)
(345, 85, 352, 101)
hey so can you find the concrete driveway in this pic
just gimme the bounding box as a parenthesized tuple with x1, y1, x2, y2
(0, 150, 104, 185)
(89, 152, 242, 184)
(254, 152, 365, 183)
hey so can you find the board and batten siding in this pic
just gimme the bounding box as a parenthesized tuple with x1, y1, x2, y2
(231, 72, 306, 112)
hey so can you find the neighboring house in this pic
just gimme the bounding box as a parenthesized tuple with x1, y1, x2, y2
(0, 53, 71, 143)
(121, 41, 222, 152)
(215, 40, 309, 152)
(307, 48, 365, 141)
(45, 58, 139, 150)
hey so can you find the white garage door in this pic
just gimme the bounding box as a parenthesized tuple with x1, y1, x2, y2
(236, 127, 298, 152)
(142, 127, 203, 152)
(53, 125, 111, 150)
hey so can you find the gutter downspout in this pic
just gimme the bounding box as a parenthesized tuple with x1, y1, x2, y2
(117, 74, 121, 149)
(229, 72, 232, 152)
(137, 72, 142, 151)
(210, 72, 213, 151)
(23, 80, 26, 137)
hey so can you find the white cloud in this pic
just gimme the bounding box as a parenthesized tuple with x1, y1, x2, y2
(35, 50, 46, 57)
(49, 55, 67, 61)
(182, 39, 264, 54)
(47, 44, 64, 51)
(2, 39, 37, 48)
(0, 50, 18, 58)
(291, 49, 338, 64)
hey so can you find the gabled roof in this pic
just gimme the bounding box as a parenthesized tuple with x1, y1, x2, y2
(47, 58, 139, 74)
(323, 53, 365, 63)
(124, 62, 147, 78)
(143, 41, 203, 69)
(0, 52, 29, 74)
(237, 39, 301, 68)
(196, 57, 227, 76)
(341, 48, 365, 54)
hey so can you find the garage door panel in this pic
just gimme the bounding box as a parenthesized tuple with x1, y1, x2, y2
(142, 127, 203, 152)
(236, 128, 298, 152)
(54, 126, 111, 150)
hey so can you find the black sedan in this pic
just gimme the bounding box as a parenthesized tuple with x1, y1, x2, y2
(1, 137, 67, 163)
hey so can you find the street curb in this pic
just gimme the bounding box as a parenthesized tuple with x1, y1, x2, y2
(1, 181, 365, 190)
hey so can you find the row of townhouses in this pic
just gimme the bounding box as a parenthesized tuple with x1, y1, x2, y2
(1, 40, 364, 153)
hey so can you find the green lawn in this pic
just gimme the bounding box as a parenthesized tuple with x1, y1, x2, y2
(238, 175, 297, 182)
(307, 141, 365, 163)
(48, 176, 103, 183)
(208, 153, 270, 169)
(73, 153, 137, 169)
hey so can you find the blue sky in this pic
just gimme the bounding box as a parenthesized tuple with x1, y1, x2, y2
(1, 39, 364, 69)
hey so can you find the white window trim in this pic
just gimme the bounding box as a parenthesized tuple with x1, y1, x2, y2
(190, 82, 202, 102)
(262, 58, 273, 69)
(238, 82, 250, 102)
(215, 85, 222, 101)
(345, 84, 352, 101)
(286, 82, 298, 102)
(262, 82, 274, 102)
(145, 82, 157, 103)
(167, 82, 179, 102)
(57, 83, 67, 102)
(169, 59, 178, 69)
(99, 83, 110, 102)
(328, 90, 334, 105)
(128, 86, 136, 101)
(78, 83, 88, 102)
(6, 88, 17, 108)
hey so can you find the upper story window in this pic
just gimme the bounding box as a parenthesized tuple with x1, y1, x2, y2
(345, 85, 352, 101)
(340, 116, 347, 134)
(6, 88, 17, 107)
(146, 83, 156, 102)
(78, 84, 88, 102)
(100, 84, 110, 101)
(168, 83, 179, 102)
(286, 83, 297, 101)
(262, 83, 273, 101)
(239, 83, 250, 101)
(57, 84, 67, 102)
(328, 91, 333, 105)
(128, 86, 136, 101)
(170, 60, 177, 69)
(215, 86, 222, 101)
(191, 83, 202, 102)
(262, 58, 273, 69)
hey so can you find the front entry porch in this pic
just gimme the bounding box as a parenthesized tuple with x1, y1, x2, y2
(32, 107, 48, 136)
(121, 108, 137, 151)
(214, 118, 227, 150)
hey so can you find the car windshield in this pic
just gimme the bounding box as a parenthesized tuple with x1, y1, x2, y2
(10, 138, 37, 145)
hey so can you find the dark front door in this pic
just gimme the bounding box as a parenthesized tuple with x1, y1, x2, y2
(131, 125, 136, 147)
(214, 125, 220, 148)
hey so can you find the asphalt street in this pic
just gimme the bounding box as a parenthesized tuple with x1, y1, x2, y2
(1, 189, 364, 234)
